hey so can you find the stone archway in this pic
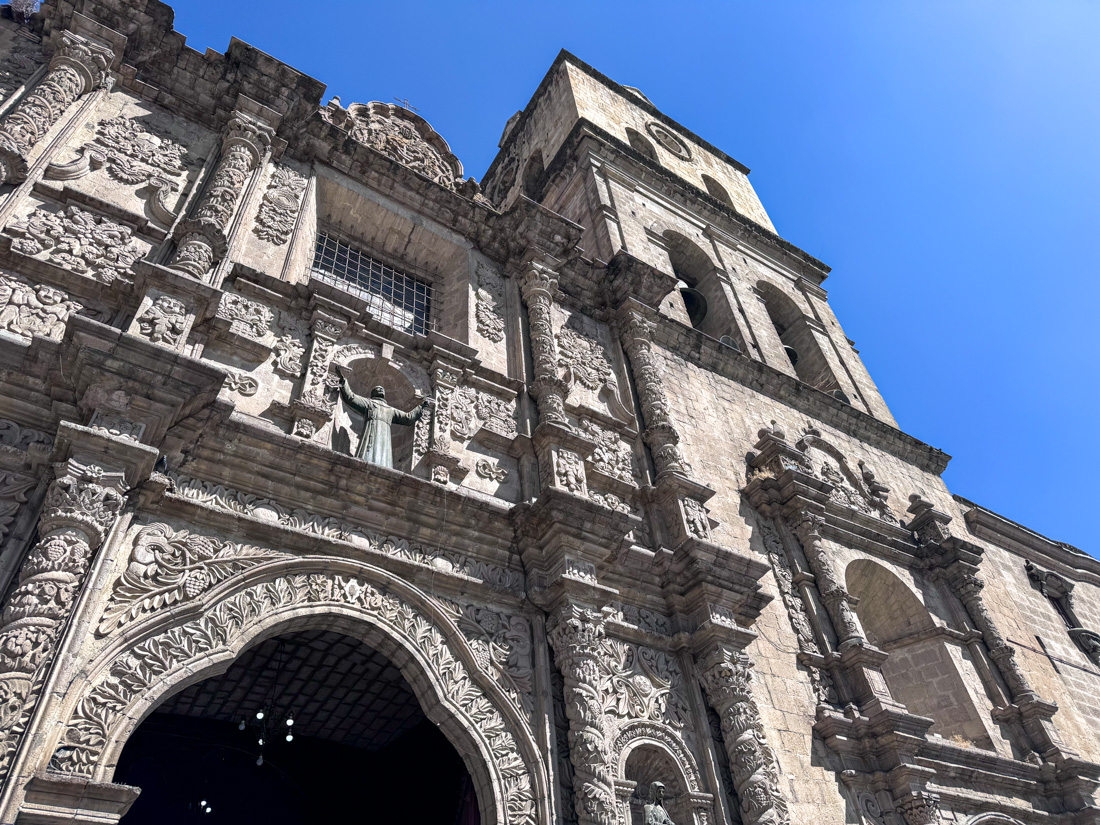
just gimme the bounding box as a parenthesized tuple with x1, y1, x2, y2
(39, 558, 544, 825)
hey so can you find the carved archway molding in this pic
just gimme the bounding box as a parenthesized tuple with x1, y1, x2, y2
(33, 557, 546, 825)
(613, 721, 703, 792)
(964, 815, 1027, 825)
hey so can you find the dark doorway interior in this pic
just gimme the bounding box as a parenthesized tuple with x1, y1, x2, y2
(113, 630, 479, 825)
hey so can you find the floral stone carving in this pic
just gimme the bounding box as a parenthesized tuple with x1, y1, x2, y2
(0, 272, 84, 340)
(578, 418, 635, 484)
(215, 293, 273, 341)
(254, 164, 307, 245)
(0, 44, 46, 107)
(558, 325, 613, 391)
(9, 205, 142, 284)
(136, 294, 188, 346)
(475, 262, 506, 342)
(53, 572, 539, 825)
(90, 116, 189, 185)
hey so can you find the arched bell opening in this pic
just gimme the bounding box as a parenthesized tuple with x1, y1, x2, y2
(112, 629, 480, 825)
(656, 231, 745, 349)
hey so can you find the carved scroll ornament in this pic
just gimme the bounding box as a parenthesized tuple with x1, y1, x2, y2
(9, 204, 142, 284)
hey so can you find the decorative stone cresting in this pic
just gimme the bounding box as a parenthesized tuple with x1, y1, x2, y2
(52, 571, 539, 825)
(0, 461, 126, 784)
(0, 32, 114, 186)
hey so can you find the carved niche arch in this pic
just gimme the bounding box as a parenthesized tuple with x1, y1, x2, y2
(613, 721, 714, 825)
(965, 815, 1027, 825)
(42, 557, 545, 825)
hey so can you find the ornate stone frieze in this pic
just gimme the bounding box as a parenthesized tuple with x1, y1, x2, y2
(135, 294, 188, 346)
(88, 115, 189, 185)
(325, 101, 463, 191)
(475, 262, 506, 342)
(0, 471, 36, 548)
(617, 311, 685, 476)
(588, 490, 632, 515)
(444, 599, 534, 721)
(9, 205, 142, 284)
(54, 572, 539, 825)
(578, 418, 636, 484)
(603, 640, 690, 730)
(0, 271, 84, 340)
(271, 312, 308, 377)
(87, 411, 145, 442)
(254, 164, 307, 245)
(215, 293, 273, 341)
(223, 370, 258, 396)
(0, 32, 113, 186)
(444, 384, 518, 441)
(0, 418, 53, 453)
(605, 603, 673, 637)
(697, 650, 789, 825)
(475, 459, 508, 483)
(0, 461, 126, 782)
(519, 262, 568, 425)
(547, 604, 618, 825)
(558, 325, 613, 391)
(166, 474, 525, 593)
(0, 43, 46, 107)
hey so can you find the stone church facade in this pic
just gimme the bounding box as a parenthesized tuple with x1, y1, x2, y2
(0, 1, 1096, 824)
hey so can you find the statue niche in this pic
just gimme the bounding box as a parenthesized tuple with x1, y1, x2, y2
(334, 360, 426, 472)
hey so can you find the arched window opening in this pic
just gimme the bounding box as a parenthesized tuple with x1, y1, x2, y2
(846, 560, 999, 751)
(626, 127, 658, 162)
(756, 282, 840, 393)
(113, 630, 479, 825)
(521, 149, 544, 200)
(701, 174, 734, 209)
(657, 231, 747, 351)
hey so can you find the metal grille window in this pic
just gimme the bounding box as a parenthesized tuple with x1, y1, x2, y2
(311, 232, 432, 335)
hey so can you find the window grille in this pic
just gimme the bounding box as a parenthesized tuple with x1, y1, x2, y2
(311, 232, 432, 335)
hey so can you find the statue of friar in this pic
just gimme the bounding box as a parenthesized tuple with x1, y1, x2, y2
(643, 782, 677, 825)
(337, 366, 430, 468)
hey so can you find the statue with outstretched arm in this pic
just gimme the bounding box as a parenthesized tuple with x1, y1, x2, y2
(338, 368, 429, 468)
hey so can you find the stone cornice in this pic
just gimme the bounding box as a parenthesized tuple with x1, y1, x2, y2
(954, 495, 1100, 585)
(643, 305, 951, 475)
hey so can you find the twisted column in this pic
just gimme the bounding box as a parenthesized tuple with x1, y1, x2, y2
(698, 648, 789, 825)
(0, 32, 113, 186)
(790, 513, 864, 647)
(169, 111, 273, 280)
(0, 461, 125, 782)
(518, 262, 568, 426)
(546, 604, 617, 825)
(617, 310, 685, 475)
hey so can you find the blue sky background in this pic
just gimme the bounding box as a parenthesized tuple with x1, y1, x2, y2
(170, 1, 1099, 553)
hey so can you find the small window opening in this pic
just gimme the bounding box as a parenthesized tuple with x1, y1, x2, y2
(312, 232, 432, 335)
(521, 150, 544, 200)
(626, 128, 658, 162)
(701, 174, 734, 209)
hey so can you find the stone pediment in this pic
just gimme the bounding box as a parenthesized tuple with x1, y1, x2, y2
(322, 100, 464, 190)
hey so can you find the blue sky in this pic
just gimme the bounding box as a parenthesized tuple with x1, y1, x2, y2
(170, 1, 1099, 553)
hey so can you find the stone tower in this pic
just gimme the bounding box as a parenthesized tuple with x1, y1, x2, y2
(0, 5, 1095, 825)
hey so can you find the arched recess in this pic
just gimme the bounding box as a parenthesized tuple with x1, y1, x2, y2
(41, 558, 546, 825)
(613, 722, 712, 825)
(845, 560, 997, 750)
(755, 281, 840, 394)
(626, 128, 658, 163)
(521, 150, 545, 201)
(657, 230, 745, 348)
(330, 346, 430, 472)
(701, 175, 734, 210)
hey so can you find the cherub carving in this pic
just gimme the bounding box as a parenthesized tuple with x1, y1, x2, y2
(0, 276, 81, 340)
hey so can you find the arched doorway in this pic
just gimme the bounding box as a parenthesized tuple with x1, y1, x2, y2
(113, 629, 478, 824)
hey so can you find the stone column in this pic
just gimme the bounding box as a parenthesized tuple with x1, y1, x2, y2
(518, 261, 568, 427)
(616, 310, 686, 476)
(546, 604, 617, 825)
(790, 512, 864, 648)
(168, 111, 273, 280)
(0, 33, 113, 186)
(0, 460, 126, 782)
(951, 573, 1032, 701)
(697, 648, 789, 825)
(290, 313, 347, 439)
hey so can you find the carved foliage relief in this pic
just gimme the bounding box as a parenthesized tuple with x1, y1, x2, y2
(254, 164, 307, 245)
(9, 205, 142, 284)
(0, 271, 89, 340)
(558, 323, 613, 392)
(55, 572, 539, 825)
(0, 41, 46, 106)
(89, 116, 189, 186)
(475, 262, 506, 343)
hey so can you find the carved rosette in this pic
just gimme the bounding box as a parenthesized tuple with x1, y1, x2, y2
(617, 311, 685, 476)
(697, 650, 789, 825)
(0, 32, 114, 186)
(169, 112, 274, 279)
(518, 263, 568, 426)
(0, 461, 125, 782)
(547, 605, 618, 825)
(789, 513, 863, 647)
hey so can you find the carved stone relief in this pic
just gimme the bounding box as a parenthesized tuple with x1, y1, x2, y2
(88, 115, 189, 186)
(54, 570, 540, 825)
(555, 449, 587, 496)
(0, 42, 46, 107)
(475, 262, 506, 343)
(578, 418, 635, 484)
(136, 294, 188, 346)
(215, 293, 273, 341)
(166, 474, 525, 593)
(558, 324, 613, 391)
(603, 641, 690, 731)
(475, 459, 508, 483)
(272, 312, 308, 377)
(0, 419, 53, 454)
(223, 370, 258, 396)
(254, 164, 307, 245)
(9, 205, 142, 284)
(87, 410, 145, 442)
(443, 384, 518, 441)
(0, 471, 36, 548)
(0, 272, 85, 340)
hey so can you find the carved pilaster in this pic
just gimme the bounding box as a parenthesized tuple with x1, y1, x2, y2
(168, 111, 273, 280)
(519, 262, 568, 426)
(546, 604, 617, 825)
(290, 313, 346, 439)
(697, 648, 789, 825)
(789, 512, 864, 648)
(0, 460, 126, 782)
(616, 309, 685, 476)
(0, 32, 113, 186)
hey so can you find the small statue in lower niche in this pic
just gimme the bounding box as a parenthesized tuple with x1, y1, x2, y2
(643, 782, 677, 825)
(338, 365, 429, 469)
